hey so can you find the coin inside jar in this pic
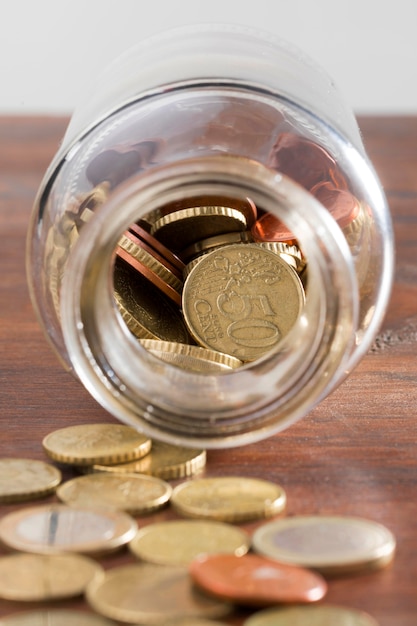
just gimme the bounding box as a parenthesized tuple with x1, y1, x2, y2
(182, 243, 305, 361)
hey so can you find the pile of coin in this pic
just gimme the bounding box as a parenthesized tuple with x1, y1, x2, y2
(0, 423, 395, 625)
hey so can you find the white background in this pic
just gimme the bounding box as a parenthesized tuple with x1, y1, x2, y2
(1, 0, 416, 114)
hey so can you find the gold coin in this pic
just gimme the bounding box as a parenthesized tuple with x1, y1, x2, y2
(0, 552, 103, 601)
(139, 339, 242, 373)
(129, 519, 250, 565)
(0, 458, 61, 503)
(243, 605, 379, 626)
(118, 232, 183, 294)
(181, 230, 254, 262)
(0, 503, 137, 555)
(113, 257, 191, 341)
(252, 515, 396, 575)
(90, 440, 206, 481)
(42, 423, 151, 466)
(182, 243, 305, 361)
(171, 476, 286, 523)
(255, 241, 305, 272)
(85, 562, 232, 623)
(0, 610, 116, 626)
(57, 473, 172, 515)
(151, 205, 247, 252)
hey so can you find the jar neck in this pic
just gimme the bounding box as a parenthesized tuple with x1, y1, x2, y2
(61, 155, 358, 447)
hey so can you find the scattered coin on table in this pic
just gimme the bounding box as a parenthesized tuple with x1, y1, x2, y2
(56, 472, 172, 515)
(171, 476, 286, 522)
(0, 458, 61, 503)
(0, 552, 103, 601)
(189, 553, 327, 606)
(0, 503, 137, 555)
(252, 515, 396, 575)
(42, 423, 151, 466)
(242, 604, 380, 626)
(129, 519, 250, 566)
(0, 610, 117, 626)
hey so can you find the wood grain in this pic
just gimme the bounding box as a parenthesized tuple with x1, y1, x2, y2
(0, 116, 416, 625)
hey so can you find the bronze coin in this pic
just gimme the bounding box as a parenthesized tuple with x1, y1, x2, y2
(116, 246, 182, 306)
(189, 553, 327, 606)
(129, 222, 185, 275)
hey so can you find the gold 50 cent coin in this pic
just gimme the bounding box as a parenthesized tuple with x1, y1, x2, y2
(0, 552, 103, 601)
(252, 515, 396, 575)
(129, 519, 250, 565)
(57, 473, 172, 515)
(0, 458, 61, 503)
(182, 243, 305, 361)
(171, 476, 286, 523)
(42, 423, 151, 466)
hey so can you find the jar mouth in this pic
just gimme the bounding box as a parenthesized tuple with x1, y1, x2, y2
(60, 155, 358, 447)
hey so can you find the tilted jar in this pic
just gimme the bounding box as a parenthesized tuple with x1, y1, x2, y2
(27, 25, 393, 447)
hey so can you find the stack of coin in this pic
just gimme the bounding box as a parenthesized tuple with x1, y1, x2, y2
(112, 192, 309, 365)
(42, 423, 207, 481)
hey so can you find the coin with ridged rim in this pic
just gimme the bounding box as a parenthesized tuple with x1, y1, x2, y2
(182, 244, 305, 362)
(118, 232, 183, 293)
(0, 458, 61, 503)
(151, 205, 247, 252)
(252, 515, 396, 575)
(0, 552, 103, 600)
(42, 423, 151, 466)
(89, 440, 206, 481)
(0, 503, 137, 555)
(57, 473, 172, 515)
(85, 562, 233, 623)
(171, 476, 286, 522)
(129, 519, 250, 565)
(243, 605, 379, 626)
(113, 257, 189, 339)
(139, 339, 242, 373)
(0, 610, 116, 626)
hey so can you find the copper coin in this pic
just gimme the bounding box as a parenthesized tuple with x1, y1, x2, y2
(251, 211, 296, 244)
(129, 222, 185, 275)
(310, 181, 360, 228)
(189, 553, 327, 606)
(116, 245, 182, 306)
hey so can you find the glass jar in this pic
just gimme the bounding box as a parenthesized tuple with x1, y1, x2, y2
(27, 24, 393, 448)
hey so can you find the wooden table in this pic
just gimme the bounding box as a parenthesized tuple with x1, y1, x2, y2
(0, 116, 416, 625)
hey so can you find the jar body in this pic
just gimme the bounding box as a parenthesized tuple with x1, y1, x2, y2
(27, 25, 393, 447)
